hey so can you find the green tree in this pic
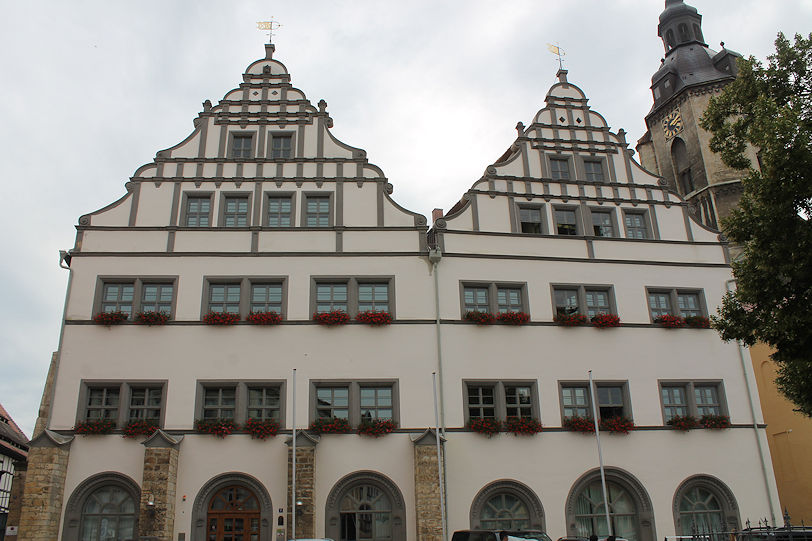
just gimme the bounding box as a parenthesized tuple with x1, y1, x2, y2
(700, 33, 812, 416)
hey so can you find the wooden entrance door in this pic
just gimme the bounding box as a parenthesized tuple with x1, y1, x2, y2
(206, 485, 261, 541)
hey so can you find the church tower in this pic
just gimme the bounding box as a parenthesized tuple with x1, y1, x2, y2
(636, 0, 755, 229)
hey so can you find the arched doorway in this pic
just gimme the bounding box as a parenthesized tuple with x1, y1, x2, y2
(325, 471, 406, 541)
(469, 480, 545, 531)
(207, 485, 261, 541)
(61, 472, 140, 541)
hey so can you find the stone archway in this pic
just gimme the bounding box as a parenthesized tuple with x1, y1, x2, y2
(324, 470, 406, 541)
(191, 472, 273, 541)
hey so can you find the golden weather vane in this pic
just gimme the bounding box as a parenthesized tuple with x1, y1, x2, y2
(257, 17, 282, 44)
(546, 43, 566, 70)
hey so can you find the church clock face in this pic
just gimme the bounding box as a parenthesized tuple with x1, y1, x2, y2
(662, 109, 684, 139)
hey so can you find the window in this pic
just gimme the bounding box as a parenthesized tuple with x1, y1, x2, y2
(221, 196, 250, 227)
(203, 278, 287, 318)
(101, 283, 134, 316)
(311, 381, 399, 426)
(461, 282, 527, 316)
(202, 387, 236, 420)
(247, 386, 281, 421)
(269, 133, 293, 159)
(184, 195, 212, 227)
(518, 205, 544, 234)
(312, 278, 394, 317)
(647, 288, 706, 320)
(305, 194, 331, 227)
(86, 387, 120, 422)
(463, 286, 489, 313)
(207, 486, 261, 541)
(208, 283, 241, 314)
(555, 208, 578, 235)
(79, 382, 167, 428)
(497, 287, 523, 313)
(550, 158, 570, 180)
(674, 476, 740, 539)
(464, 381, 538, 423)
(660, 381, 726, 422)
(584, 161, 605, 182)
(266, 195, 292, 227)
(79, 485, 138, 541)
(559, 382, 630, 421)
(552, 285, 615, 318)
(230, 133, 254, 159)
(324, 472, 407, 541)
(140, 284, 173, 314)
(196, 382, 285, 425)
(96, 278, 177, 319)
(470, 481, 545, 532)
(128, 387, 162, 422)
(624, 211, 649, 239)
(591, 210, 615, 237)
(250, 283, 283, 313)
(572, 480, 641, 541)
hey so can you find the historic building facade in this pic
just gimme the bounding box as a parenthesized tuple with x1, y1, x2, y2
(19, 21, 781, 541)
(0, 403, 29, 540)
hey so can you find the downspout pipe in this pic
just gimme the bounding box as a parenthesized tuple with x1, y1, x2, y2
(429, 247, 446, 435)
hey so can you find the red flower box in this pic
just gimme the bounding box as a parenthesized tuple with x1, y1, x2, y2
(562, 416, 596, 433)
(497, 312, 530, 326)
(203, 312, 240, 326)
(195, 418, 238, 437)
(654, 314, 685, 328)
(75, 419, 116, 435)
(554, 313, 588, 326)
(135, 311, 169, 326)
(122, 419, 159, 438)
(357, 419, 397, 437)
(591, 313, 621, 328)
(244, 418, 280, 439)
(246, 311, 282, 325)
(94, 311, 129, 326)
(684, 316, 711, 329)
(355, 311, 392, 326)
(504, 417, 542, 435)
(309, 417, 352, 434)
(600, 416, 635, 434)
(313, 310, 351, 326)
(464, 311, 495, 325)
(666, 415, 698, 431)
(467, 418, 500, 437)
(700, 414, 731, 429)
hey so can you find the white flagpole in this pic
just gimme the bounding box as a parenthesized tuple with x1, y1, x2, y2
(292, 368, 297, 541)
(432, 372, 448, 541)
(589, 370, 613, 537)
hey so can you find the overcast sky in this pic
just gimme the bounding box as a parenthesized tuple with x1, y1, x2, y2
(1, 0, 809, 437)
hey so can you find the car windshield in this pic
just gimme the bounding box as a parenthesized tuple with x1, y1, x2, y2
(509, 532, 553, 541)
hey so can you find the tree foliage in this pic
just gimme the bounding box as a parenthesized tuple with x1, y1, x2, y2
(700, 33, 812, 416)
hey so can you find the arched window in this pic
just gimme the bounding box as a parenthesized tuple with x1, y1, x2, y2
(62, 472, 140, 541)
(665, 30, 675, 50)
(693, 24, 704, 42)
(325, 471, 406, 541)
(207, 485, 261, 541)
(670, 138, 694, 195)
(673, 475, 740, 538)
(678, 23, 690, 42)
(470, 480, 545, 531)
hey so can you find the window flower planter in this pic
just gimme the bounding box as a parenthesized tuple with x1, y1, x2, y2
(467, 418, 501, 437)
(195, 418, 238, 437)
(313, 310, 351, 326)
(562, 416, 596, 433)
(94, 311, 129, 326)
(246, 311, 282, 325)
(122, 419, 159, 438)
(244, 418, 280, 439)
(666, 415, 698, 431)
(554, 313, 588, 327)
(357, 419, 397, 437)
(684, 316, 711, 329)
(203, 312, 240, 326)
(700, 414, 731, 429)
(504, 417, 542, 435)
(600, 417, 635, 434)
(309, 417, 352, 434)
(75, 419, 116, 435)
(355, 311, 392, 326)
(591, 313, 621, 328)
(654, 314, 685, 328)
(497, 312, 530, 326)
(135, 311, 169, 326)
(464, 311, 495, 325)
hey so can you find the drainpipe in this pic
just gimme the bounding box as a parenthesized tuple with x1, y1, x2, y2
(725, 278, 778, 524)
(429, 246, 446, 435)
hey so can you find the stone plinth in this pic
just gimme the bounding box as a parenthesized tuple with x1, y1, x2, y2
(138, 446, 179, 541)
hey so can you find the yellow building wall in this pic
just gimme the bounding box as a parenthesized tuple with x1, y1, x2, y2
(750, 343, 812, 522)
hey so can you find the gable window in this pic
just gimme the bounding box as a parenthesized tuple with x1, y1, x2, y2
(222, 196, 250, 227)
(96, 278, 177, 320)
(623, 211, 649, 239)
(313, 278, 394, 317)
(553, 285, 615, 318)
(305, 195, 331, 227)
(312, 381, 399, 427)
(647, 288, 706, 320)
(270, 134, 293, 159)
(267, 196, 292, 227)
(560, 382, 630, 422)
(660, 381, 726, 422)
(461, 282, 527, 317)
(591, 210, 615, 237)
(518, 205, 544, 234)
(584, 161, 605, 182)
(185, 195, 212, 227)
(464, 381, 538, 423)
(195, 382, 285, 426)
(555, 208, 578, 235)
(550, 158, 570, 180)
(231, 133, 254, 159)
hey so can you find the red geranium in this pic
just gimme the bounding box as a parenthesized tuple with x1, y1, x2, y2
(244, 418, 280, 439)
(75, 419, 116, 435)
(591, 313, 621, 328)
(600, 417, 635, 434)
(309, 417, 352, 434)
(94, 311, 129, 326)
(195, 418, 238, 437)
(355, 311, 392, 326)
(700, 414, 731, 429)
(667, 415, 698, 431)
(497, 312, 530, 326)
(135, 311, 169, 326)
(464, 311, 495, 325)
(654, 314, 685, 328)
(122, 419, 159, 438)
(467, 418, 500, 437)
(313, 310, 351, 326)
(562, 416, 596, 433)
(203, 312, 240, 326)
(357, 419, 397, 437)
(554, 313, 588, 326)
(246, 311, 282, 325)
(504, 417, 542, 435)
(684, 316, 711, 329)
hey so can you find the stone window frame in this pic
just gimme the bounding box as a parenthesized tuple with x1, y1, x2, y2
(228, 130, 256, 159)
(587, 206, 619, 238)
(645, 287, 708, 322)
(263, 191, 297, 227)
(557, 380, 633, 423)
(267, 130, 296, 160)
(218, 191, 253, 228)
(301, 192, 334, 228)
(462, 380, 540, 424)
(309, 379, 400, 428)
(62, 472, 141, 541)
(310, 276, 395, 318)
(459, 281, 529, 317)
(552, 205, 582, 236)
(76, 380, 168, 429)
(621, 208, 653, 240)
(324, 471, 406, 541)
(201, 276, 289, 319)
(672, 474, 740, 534)
(180, 192, 214, 227)
(192, 473, 274, 541)
(658, 380, 728, 423)
(469, 479, 546, 531)
(194, 380, 287, 426)
(580, 156, 609, 183)
(93, 276, 179, 320)
(546, 154, 573, 181)
(515, 203, 548, 234)
(550, 283, 617, 319)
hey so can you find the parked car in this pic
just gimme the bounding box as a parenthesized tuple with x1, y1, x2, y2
(557, 537, 628, 541)
(452, 530, 553, 541)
